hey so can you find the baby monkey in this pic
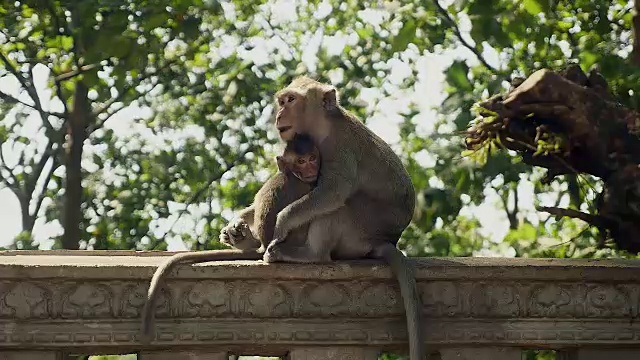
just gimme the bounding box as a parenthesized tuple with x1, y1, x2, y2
(220, 132, 320, 251)
(140, 133, 320, 342)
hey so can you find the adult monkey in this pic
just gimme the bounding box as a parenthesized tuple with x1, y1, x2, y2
(266, 76, 424, 359)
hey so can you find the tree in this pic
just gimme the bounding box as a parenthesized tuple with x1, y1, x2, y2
(455, 0, 640, 256)
(0, 0, 234, 248)
(82, 0, 441, 251)
(2, 0, 440, 251)
(416, 0, 640, 259)
(465, 63, 640, 253)
(1, 0, 638, 261)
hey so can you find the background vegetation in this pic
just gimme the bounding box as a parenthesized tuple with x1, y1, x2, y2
(1, 0, 639, 359)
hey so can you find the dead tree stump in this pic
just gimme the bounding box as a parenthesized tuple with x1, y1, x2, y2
(465, 65, 640, 253)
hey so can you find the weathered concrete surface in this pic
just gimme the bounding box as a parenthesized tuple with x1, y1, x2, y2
(0, 250, 640, 355)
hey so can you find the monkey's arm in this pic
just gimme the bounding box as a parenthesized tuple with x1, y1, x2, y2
(237, 205, 256, 228)
(255, 201, 278, 246)
(237, 205, 260, 239)
(273, 153, 358, 240)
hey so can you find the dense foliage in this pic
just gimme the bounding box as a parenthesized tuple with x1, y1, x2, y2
(1, 0, 639, 258)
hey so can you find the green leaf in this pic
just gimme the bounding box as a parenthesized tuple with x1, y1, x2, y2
(453, 108, 473, 129)
(46, 35, 74, 51)
(356, 27, 373, 38)
(522, 0, 543, 15)
(505, 222, 538, 244)
(392, 19, 417, 53)
(146, 13, 170, 30)
(445, 61, 472, 91)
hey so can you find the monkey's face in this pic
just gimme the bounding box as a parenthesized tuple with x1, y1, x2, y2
(275, 91, 304, 141)
(292, 150, 319, 183)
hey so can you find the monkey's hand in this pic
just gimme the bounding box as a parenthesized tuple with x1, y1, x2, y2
(219, 219, 251, 248)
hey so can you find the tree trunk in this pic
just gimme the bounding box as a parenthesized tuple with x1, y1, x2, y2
(20, 198, 35, 234)
(62, 83, 89, 250)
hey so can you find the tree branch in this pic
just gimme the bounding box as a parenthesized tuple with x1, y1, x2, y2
(0, 51, 64, 131)
(53, 63, 102, 82)
(89, 81, 160, 133)
(513, 184, 519, 216)
(15, 146, 26, 174)
(24, 142, 54, 196)
(0, 165, 17, 190)
(432, 0, 499, 73)
(536, 206, 614, 229)
(32, 155, 59, 219)
(466, 68, 637, 179)
(0, 89, 66, 118)
(0, 145, 21, 192)
(53, 76, 69, 116)
(90, 35, 211, 128)
(495, 185, 517, 229)
(0, 52, 59, 131)
(44, 0, 70, 117)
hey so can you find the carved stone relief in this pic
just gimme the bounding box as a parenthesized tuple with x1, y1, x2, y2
(61, 282, 113, 318)
(0, 278, 637, 322)
(528, 284, 573, 317)
(1, 282, 51, 319)
(0, 260, 639, 350)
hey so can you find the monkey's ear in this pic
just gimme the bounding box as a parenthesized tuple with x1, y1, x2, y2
(276, 156, 286, 172)
(323, 87, 338, 110)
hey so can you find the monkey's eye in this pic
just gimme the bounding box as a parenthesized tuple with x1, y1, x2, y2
(297, 158, 305, 164)
(287, 95, 295, 103)
(278, 99, 285, 106)
(309, 155, 316, 161)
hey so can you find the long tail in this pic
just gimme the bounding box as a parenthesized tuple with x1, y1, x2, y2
(140, 249, 263, 343)
(375, 244, 425, 360)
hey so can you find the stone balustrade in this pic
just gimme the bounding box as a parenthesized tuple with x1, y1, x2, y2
(0, 250, 639, 359)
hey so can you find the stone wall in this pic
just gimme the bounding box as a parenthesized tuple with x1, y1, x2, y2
(0, 251, 639, 359)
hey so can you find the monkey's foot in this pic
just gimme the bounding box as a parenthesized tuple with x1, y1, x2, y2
(263, 242, 331, 263)
(219, 219, 251, 247)
(262, 241, 284, 263)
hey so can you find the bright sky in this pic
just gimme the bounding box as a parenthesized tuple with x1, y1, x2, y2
(0, 1, 552, 254)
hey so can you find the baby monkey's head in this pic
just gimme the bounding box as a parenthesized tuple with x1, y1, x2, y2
(276, 133, 320, 183)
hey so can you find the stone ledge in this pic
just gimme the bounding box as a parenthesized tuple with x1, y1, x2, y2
(2, 250, 640, 280)
(0, 251, 639, 352)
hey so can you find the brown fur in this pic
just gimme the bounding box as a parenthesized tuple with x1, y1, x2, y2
(140, 135, 320, 344)
(221, 133, 319, 250)
(267, 76, 424, 359)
